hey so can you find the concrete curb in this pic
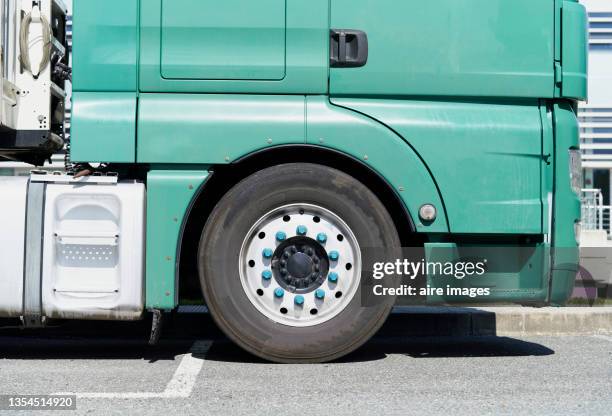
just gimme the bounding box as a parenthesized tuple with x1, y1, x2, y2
(388, 306, 612, 337)
(479, 307, 612, 336)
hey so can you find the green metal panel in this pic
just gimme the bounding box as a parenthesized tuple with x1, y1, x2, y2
(549, 102, 581, 305)
(146, 170, 210, 309)
(72, 0, 138, 91)
(70, 92, 137, 163)
(329, 0, 555, 98)
(424, 243, 548, 304)
(140, 0, 328, 93)
(137, 94, 305, 163)
(332, 98, 544, 234)
(306, 97, 449, 233)
(161, 0, 286, 80)
(560, 1, 588, 100)
(136, 94, 448, 232)
(551, 102, 580, 244)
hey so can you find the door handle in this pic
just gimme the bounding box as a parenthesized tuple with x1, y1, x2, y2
(330, 29, 368, 68)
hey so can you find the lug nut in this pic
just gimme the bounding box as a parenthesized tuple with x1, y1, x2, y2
(280, 268, 288, 276)
(274, 288, 285, 298)
(306, 248, 314, 256)
(276, 231, 287, 241)
(262, 248, 273, 259)
(317, 233, 327, 243)
(329, 251, 340, 261)
(295, 295, 305, 305)
(315, 289, 325, 299)
(296, 225, 308, 236)
(328, 272, 339, 283)
(262, 270, 273, 280)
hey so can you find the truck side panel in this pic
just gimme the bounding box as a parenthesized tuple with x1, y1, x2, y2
(305, 97, 449, 232)
(70, 92, 137, 163)
(146, 170, 210, 309)
(72, 0, 139, 92)
(331, 98, 544, 234)
(140, 0, 329, 94)
(330, 0, 556, 98)
(160, 0, 287, 81)
(137, 95, 306, 164)
(136, 94, 451, 232)
(71, 0, 139, 162)
(559, 0, 588, 100)
(549, 101, 581, 304)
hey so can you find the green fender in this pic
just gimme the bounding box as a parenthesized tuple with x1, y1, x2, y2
(146, 169, 210, 309)
(305, 96, 448, 233)
(140, 94, 449, 308)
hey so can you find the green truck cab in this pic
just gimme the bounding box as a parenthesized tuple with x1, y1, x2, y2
(68, 0, 587, 362)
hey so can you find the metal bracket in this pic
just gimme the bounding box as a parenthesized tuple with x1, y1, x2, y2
(148, 309, 164, 345)
(22, 180, 46, 328)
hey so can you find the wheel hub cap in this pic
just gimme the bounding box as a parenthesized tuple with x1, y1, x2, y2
(239, 203, 361, 327)
(273, 237, 329, 293)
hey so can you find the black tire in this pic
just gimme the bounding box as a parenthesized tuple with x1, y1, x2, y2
(198, 163, 400, 363)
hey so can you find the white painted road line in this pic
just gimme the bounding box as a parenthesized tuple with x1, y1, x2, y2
(56, 340, 212, 399)
(163, 340, 211, 398)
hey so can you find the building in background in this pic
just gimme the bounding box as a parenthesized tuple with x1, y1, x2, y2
(580, 0, 612, 236)
(577, 0, 612, 300)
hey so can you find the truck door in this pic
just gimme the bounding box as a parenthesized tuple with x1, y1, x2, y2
(140, 0, 328, 94)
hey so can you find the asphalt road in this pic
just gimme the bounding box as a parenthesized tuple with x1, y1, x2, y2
(0, 313, 610, 416)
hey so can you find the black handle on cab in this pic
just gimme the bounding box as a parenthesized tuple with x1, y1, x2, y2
(330, 29, 368, 68)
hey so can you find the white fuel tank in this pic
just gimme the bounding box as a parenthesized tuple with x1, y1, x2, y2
(0, 177, 28, 317)
(0, 174, 145, 321)
(41, 178, 146, 320)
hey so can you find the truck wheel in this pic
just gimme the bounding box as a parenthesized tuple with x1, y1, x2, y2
(198, 163, 400, 363)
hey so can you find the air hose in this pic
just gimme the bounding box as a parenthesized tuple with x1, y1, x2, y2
(19, 6, 52, 79)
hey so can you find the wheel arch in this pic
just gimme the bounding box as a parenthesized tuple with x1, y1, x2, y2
(177, 145, 423, 301)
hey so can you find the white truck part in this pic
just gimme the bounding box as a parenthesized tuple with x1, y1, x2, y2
(1, 0, 69, 165)
(0, 177, 27, 317)
(0, 174, 145, 322)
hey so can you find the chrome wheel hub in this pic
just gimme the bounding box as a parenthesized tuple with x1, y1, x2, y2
(239, 203, 361, 327)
